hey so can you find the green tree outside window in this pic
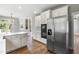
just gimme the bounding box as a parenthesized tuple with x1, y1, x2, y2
(0, 20, 11, 32)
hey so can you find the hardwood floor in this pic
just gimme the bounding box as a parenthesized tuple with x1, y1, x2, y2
(74, 33, 79, 54)
(9, 40, 48, 54)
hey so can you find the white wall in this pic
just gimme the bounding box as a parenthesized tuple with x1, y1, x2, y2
(10, 18, 20, 32)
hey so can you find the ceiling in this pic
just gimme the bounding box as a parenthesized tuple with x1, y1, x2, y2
(0, 4, 58, 19)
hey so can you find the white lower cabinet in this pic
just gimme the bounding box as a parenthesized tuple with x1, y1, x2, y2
(21, 38, 27, 47)
(11, 35, 21, 49)
(6, 36, 15, 52)
(6, 35, 20, 52)
(20, 34, 27, 47)
(6, 33, 28, 53)
(0, 39, 5, 54)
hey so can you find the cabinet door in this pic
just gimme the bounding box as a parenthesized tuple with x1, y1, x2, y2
(74, 20, 78, 33)
(35, 15, 41, 39)
(6, 36, 15, 52)
(6, 35, 20, 52)
(52, 6, 68, 17)
(54, 17, 67, 53)
(41, 10, 50, 24)
(26, 33, 32, 50)
(41, 12, 47, 24)
(35, 15, 41, 27)
(47, 18, 55, 52)
(11, 35, 21, 49)
(20, 34, 27, 47)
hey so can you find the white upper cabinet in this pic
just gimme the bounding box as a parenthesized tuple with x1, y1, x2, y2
(35, 15, 41, 27)
(41, 10, 51, 24)
(35, 15, 41, 38)
(52, 6, 68, 17)
(35, 10, 51, 25)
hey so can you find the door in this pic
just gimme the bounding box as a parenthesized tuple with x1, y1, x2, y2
(54, 17, 68, 53)
(47, 18, 55, 52)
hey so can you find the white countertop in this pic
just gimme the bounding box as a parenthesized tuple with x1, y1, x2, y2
(2, 32, 28, 36)
(0, 31, 32, 53)
(0, 31, 29, 37)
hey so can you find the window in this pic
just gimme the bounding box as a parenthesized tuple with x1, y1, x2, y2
(0, 19, 11, 32)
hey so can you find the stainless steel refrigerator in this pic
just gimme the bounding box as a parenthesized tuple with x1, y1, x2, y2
(47, 17, 69, 54)
(47, 6, 74, 54)
(54, 17, 68, 53)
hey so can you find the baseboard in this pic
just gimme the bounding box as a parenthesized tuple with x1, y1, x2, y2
(33, 39, 46, 45)
(32, 36, 47, 44)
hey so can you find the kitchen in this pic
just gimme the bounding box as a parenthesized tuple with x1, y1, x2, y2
(0, 4, 79, 54)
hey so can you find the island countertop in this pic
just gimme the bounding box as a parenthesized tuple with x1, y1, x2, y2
(0, 31, 29, 39)
(0, 31, 29, 37)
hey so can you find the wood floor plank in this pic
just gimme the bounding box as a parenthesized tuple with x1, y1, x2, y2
(9, 40, 48, 54)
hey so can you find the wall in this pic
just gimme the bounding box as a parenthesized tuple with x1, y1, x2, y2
(10, 18, 20, 32)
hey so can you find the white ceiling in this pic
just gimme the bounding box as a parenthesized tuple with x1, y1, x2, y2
(0, 4, 57, 19)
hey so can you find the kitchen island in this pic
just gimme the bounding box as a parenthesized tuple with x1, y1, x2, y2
(0, 31, 32, 54)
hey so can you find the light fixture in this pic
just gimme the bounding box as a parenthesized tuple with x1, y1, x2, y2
(34, 11, 38, 14)
(18, 6, 22, 9)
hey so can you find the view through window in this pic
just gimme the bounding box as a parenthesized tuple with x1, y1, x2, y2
(0, 19, 11, 32)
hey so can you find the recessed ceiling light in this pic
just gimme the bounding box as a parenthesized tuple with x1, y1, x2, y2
(34, 11, 38, 14)
(18, 6, 22, 9)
